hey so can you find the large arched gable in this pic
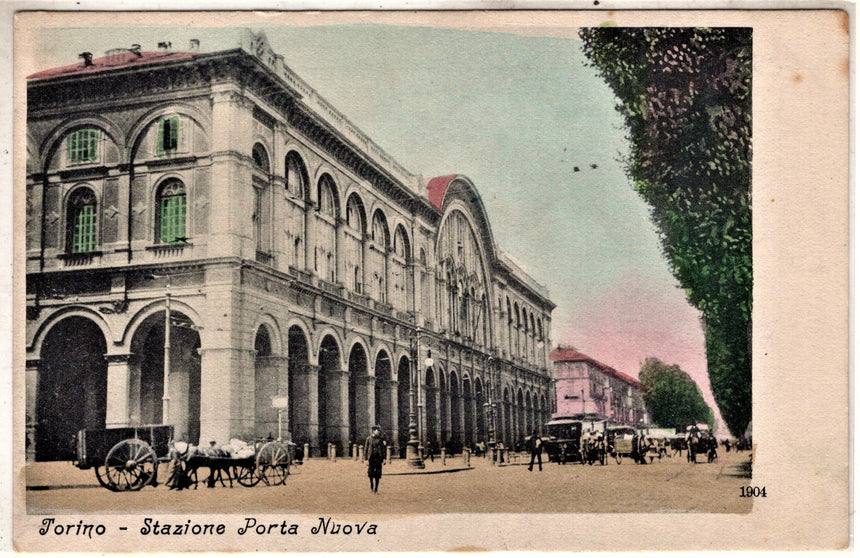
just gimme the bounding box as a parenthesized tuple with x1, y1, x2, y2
(428, 175, 498, 264)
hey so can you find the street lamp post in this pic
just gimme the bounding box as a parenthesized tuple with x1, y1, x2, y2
(162, 275, 171, 425)
(407, 330, 432, 468)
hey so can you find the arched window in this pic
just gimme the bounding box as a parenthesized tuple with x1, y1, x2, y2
(285, 152, 308, 199)
(346, 194, 365, 232)
(66, 187, 97, 253)
(393, 226, 409, 259)
(252, 144, 269, 173)
(318, 176, 336, 217)
(156, 179, 186, 244)
(371, 211, 389, 247)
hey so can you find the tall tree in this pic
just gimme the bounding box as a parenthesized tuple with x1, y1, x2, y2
(579, 27, 752, 437)
(639, 357, 714, 431)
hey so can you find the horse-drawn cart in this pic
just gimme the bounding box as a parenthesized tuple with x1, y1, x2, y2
(75, 425, 294, 491)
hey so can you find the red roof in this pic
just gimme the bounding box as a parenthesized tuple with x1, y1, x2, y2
(426, 174, 458, 211)
(28, 50, 200, 81)
(550, 346, 642, 388)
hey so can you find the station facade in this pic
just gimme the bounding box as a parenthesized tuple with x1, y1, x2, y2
(24, 31, 555, 461)
(550, 345, 647, 426)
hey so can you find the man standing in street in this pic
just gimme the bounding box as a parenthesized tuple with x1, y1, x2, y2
(527, 430, 543, 472)
(364, 425, 386, 493)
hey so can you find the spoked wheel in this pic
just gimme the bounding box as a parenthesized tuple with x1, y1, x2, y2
(93, 465, 117, 492)
(256, 442, 290, 486)
(104, 438, 157, 491)
(234, 464, 261, 487)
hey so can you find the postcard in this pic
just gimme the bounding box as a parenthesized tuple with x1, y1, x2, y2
(11, 8, 849, 552)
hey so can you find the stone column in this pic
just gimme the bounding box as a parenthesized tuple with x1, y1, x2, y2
(197, 347, 231, 445)
(387, 380, 400, 452)
(104, 354, 133, 428)
(325, 369, 350, 456)
(354, 375, 376, 440)
(292, 363, 320, 455)
(362, 234, 371, 295)
(384, 249, 392, 304)
(25, 359, 39, 462)
(468, 395, 478, 447)
(441, 390, 451, 443)
(456, 393, 466, 447)
(335, 217, 345, 284)
(304, 207, 317, 274)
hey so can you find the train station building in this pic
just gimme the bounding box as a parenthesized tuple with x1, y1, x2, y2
(550, 345, 647, 426)
(24, 30, 555, 462)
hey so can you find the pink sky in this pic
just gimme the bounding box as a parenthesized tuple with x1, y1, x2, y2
(556, 272, 722, 427)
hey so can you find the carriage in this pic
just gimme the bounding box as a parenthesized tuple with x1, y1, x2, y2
(605, 426, 638, 464)
(543, 418, 585, 464)
(684, 424, 718, 463)
(74, 425, 294, 491)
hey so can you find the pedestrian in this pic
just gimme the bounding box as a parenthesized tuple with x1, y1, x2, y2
(364, 425, 386, 493)
(527, 430, 543, 471)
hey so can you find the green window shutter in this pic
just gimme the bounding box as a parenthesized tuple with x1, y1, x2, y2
(157, 116, 179, 156)
(156, 119, 165, 156)
(167, 116, 179, 152)
(160, 194, 186, 244)
(68, 129, 99, 163)
(72, 204, 96, 253)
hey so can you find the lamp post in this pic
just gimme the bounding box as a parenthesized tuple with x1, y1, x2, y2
(162, 275, 171, 424)
(483, 357, 498, 448)
(407, 330, 432, 468)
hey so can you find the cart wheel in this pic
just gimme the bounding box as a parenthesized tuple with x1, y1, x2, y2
(234, 464, 260, 487)
(104, 438, 157, 491)
(257, 442, 290, 486)
(94, 466, 118, 492)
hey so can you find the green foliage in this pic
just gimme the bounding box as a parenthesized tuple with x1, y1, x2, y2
(639, 357, 714, 430)
(580, 27, 752, 437)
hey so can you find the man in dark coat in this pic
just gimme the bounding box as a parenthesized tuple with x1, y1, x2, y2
(527, 430, 543, 472)
(364, 425, 386, 493)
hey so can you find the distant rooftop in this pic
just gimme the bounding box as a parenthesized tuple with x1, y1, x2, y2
(550, 345, 642, 388)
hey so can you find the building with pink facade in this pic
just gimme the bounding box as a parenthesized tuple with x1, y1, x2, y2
(550, 345, 647, 426)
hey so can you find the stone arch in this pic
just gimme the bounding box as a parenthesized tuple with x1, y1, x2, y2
(250, 313, 284, 356)
(121, 297, 204, 348)
(39, 115, 125, 174)
(312, 327, 345, 368)
(28, 306, 113, 356)
(252, 142, 271, 173)
(128, 302, 202, 444)
(35, 315, 109, 461)
(284, 149, 311, 200)
(254, 322, 287, 439)
(126, 102, 212, 163)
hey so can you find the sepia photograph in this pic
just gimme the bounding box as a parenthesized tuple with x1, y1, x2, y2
(12, 8, 849, 552)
